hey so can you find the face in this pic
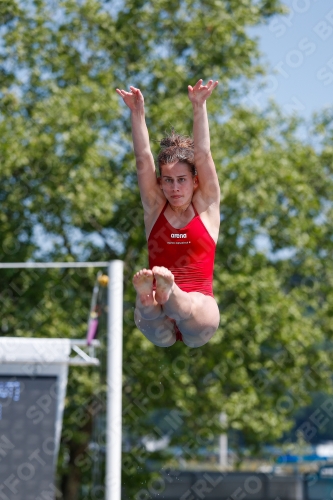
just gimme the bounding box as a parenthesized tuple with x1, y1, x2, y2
(159, 161, 198, 206)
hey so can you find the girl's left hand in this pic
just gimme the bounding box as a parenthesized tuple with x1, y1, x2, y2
(188, 79, 218, 105)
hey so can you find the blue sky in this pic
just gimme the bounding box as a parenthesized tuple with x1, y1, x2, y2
(246, 0, 333, 118)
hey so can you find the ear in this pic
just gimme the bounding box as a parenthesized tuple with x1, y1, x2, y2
(193, 175, 199, 189)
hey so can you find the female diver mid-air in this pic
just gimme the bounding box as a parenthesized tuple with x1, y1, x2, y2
(116, 79, 220, 348)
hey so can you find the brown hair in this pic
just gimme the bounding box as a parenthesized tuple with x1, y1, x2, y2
(157, 131, 196, 176)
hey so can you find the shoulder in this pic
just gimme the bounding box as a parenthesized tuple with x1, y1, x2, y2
(192, 192, 220, 243)
(144, 195, 167, 239)
(193, 183, 220, 212)
(195, 153, 220, 201)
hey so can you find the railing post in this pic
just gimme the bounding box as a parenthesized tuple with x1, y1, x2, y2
(106, 260, 124, 500)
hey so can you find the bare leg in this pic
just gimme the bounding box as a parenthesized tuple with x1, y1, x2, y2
(153, 266, 191, 321)
(134, 309, 176, 347)
(153, 266, 220, 348)
(133, 269, 176, 347)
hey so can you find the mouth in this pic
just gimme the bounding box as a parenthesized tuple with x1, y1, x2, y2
(171, 195, 182, 199)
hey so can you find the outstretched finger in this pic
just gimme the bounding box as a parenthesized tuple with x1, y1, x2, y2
(193, 79, 203, 90)
(130, 86, 144, 99)
(129, 86, 142, 94)
(206, 81, 218, 94)
(118, 89, 132, 99)
(117, 87, 131, 94)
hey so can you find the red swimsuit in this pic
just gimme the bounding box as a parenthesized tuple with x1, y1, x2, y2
(148, 203, 216, 341)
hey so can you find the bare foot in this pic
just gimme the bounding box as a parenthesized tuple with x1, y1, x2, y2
(153, 266, 174, 304)
(133, 269, 154, 306)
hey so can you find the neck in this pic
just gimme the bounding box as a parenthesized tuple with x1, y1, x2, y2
(169, 201, 192, 214)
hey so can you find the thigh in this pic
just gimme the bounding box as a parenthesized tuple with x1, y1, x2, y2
(177, 293, 220, 347)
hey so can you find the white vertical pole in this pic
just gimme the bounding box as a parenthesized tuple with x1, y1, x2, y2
(219, 412, 228, 468)
(106, 260, 124, 500)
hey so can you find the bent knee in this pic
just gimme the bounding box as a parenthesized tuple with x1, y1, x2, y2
(182, 324, 218, 348)
(144, 328, 177, 347)
(190, 293, 219, 316)
(135, 311, 177, 347)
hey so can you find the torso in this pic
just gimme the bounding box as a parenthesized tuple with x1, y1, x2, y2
(147, 202, 217, 297)
(144, 191, 220, 243)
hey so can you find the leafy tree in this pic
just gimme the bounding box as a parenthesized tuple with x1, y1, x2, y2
(2, 0, 333, 499)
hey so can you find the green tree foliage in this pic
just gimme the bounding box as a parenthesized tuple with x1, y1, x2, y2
(2, 0, 333, 498)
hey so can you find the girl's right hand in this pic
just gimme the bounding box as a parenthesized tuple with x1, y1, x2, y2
(116, 86, 144, 112)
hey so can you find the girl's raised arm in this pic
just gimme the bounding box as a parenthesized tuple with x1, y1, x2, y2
(116, 86, 159, 208)
(188, 79, 220, 205)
